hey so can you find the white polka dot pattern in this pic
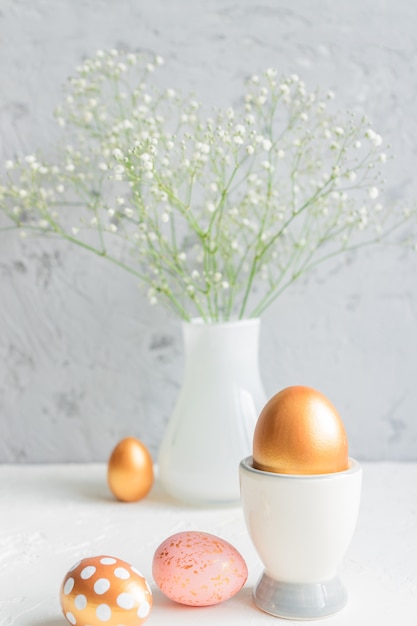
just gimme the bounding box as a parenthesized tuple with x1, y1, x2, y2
(94, 578, 111, 595)
(74, 594, 87, 610)
(81, 566, 96, 580)
(114, 567, 130, 580)
(64, 578, 75, 595)
(96, 604, 111, 621)
(116, 593, 135, 610)
(60, 555, 152, 626)
(137, 601, 151, 618)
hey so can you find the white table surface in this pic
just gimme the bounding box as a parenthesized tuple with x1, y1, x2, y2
(0, 462, 416, 625)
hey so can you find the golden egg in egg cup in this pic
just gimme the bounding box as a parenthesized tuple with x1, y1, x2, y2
(239, 456, 362, 620)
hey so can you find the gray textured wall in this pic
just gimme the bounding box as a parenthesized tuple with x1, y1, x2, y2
(0, 0, 416, 463)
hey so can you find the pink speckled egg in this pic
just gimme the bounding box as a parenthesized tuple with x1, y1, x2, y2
(152, 531, 248, 607)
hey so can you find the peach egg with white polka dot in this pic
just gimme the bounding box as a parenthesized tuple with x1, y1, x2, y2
(60, 555, 152, 626)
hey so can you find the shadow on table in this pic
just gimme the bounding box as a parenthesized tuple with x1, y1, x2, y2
(34, 467, 242, 510)
(30, 618, 66, 626)
(150, 585, 257, 621)
(37, 471, 113, 503)
(27, 590, 257, 626)
(145, 478, 242, 510)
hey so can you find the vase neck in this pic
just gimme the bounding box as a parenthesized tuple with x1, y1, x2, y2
(182, 319, 261, 366)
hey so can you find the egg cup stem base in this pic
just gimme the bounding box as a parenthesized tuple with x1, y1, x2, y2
(253, 572, 348, 620)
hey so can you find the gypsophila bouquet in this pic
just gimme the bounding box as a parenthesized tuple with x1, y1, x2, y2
(0, 49, 412, 321)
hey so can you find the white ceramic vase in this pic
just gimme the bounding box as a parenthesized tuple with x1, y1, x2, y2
(158, 318, 267, 505)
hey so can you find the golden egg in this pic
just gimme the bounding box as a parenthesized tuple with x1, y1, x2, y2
(252, 386, 349, 475)
(107, 437, 154, 501)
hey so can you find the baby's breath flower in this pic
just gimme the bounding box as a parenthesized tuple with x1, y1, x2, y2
(366, 129, 383, 147)
(265, 68, 277, 79)
(113, 148, 124, 160)
(0, 49, 411, 323)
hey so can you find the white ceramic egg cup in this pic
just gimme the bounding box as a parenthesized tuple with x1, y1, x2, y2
(239, 456, 362, 620)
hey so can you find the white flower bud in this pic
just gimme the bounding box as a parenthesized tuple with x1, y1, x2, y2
(112, 148, 124, 159)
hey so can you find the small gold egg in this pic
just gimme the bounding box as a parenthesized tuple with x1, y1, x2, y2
(107, 437, 154, 501)
(252, 386, 349, 475)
